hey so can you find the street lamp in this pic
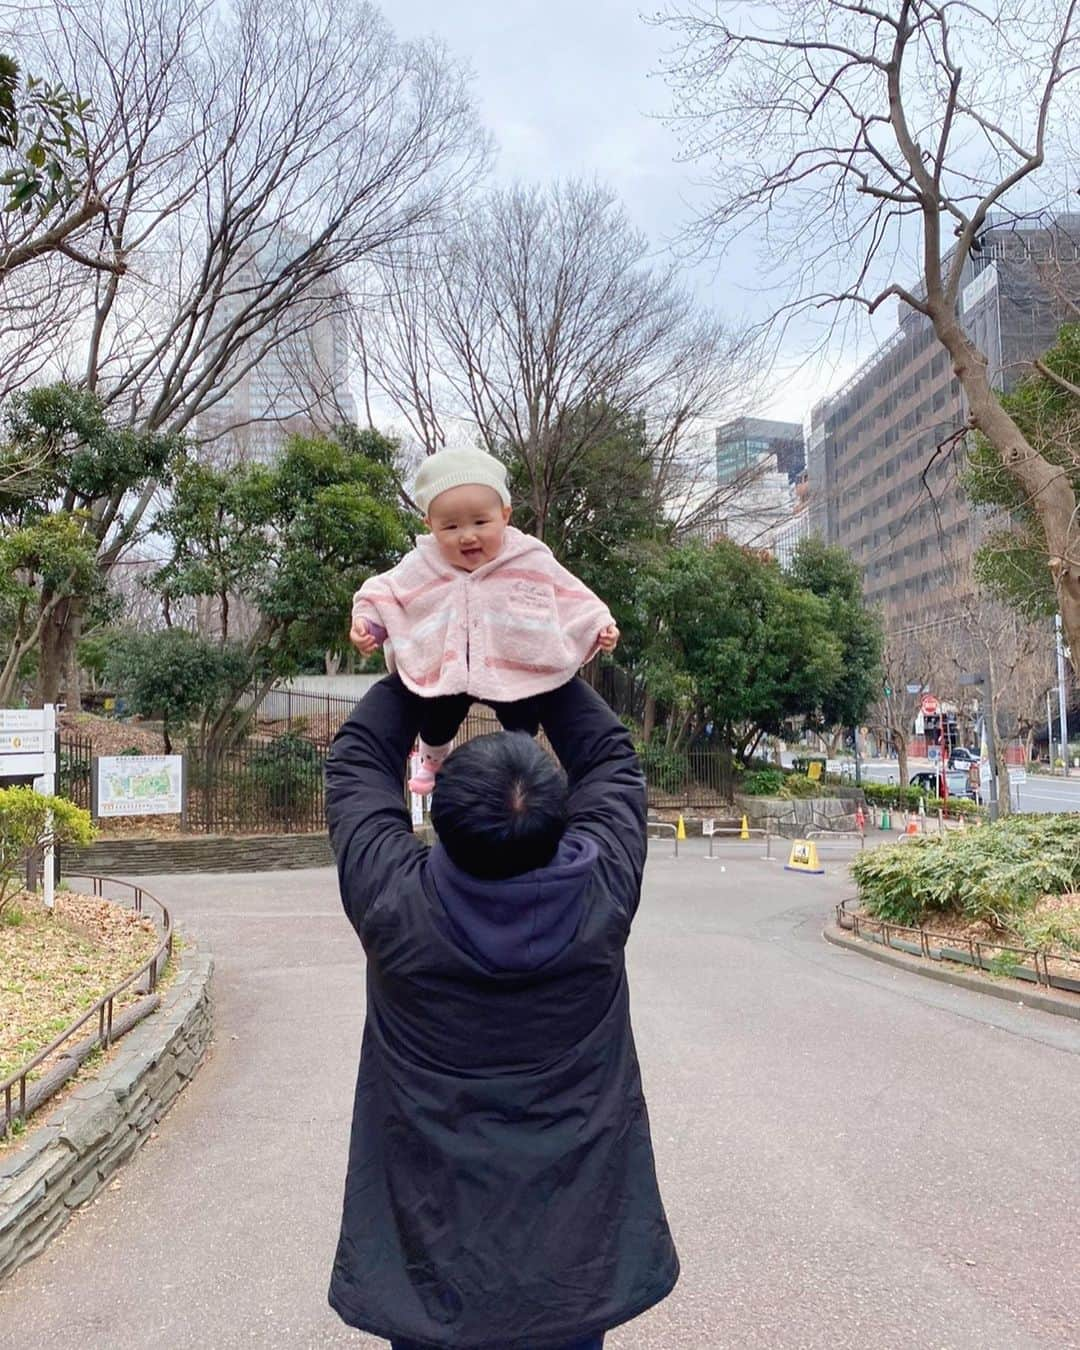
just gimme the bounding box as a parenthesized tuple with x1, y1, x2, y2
(959, 671, 998, 821)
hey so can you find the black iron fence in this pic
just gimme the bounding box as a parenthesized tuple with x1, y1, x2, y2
(57, 702, 734, 836)
(59, 731, 93, 810)
(185, 736, 327, 835)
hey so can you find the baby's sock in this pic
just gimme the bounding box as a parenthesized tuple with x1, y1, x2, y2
(408, 740, 452, 795)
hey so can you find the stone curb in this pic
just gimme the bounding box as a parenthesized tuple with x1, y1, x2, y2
(0, 937, 214, 1283)
(823, 923, 1080, 1022)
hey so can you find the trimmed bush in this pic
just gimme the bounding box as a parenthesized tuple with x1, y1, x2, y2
(247, 733, 322, 820)
(862, 782, 925, 812)
(742, 768, 785, 796)
(851, 814, 1080, 927)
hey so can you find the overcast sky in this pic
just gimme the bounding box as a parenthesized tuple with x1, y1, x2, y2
(385, 0, 892, 426)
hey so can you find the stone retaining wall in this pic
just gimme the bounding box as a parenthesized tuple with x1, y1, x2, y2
(737, 794, 864, 838)
(64, 832, 334, 876)
(0, 940, 213, 1283)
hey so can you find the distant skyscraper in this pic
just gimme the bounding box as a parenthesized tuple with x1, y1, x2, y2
(195, 229, 357, 463)
(715, 417, 805, 484)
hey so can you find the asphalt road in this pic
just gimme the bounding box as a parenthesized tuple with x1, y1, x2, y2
(1, 844, 1078, 1349)
(854, 759, 1080, 814)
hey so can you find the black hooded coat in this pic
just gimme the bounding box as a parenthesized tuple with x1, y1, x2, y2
(324, 675, 679, 1349)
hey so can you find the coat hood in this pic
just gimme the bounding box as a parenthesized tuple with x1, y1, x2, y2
(428, 831, 600, 972)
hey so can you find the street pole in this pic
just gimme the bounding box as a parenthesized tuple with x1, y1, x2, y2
(1047, 688, 1055, 768)
(1056, 614, 1070, 775)
(984, 672, 999, 822)
(852, 724, 861, 786)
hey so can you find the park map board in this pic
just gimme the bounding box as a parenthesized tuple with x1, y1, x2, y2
(95, 755, 184, 817)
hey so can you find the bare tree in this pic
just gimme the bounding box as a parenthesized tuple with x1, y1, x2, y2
(658, 0, 1080, 666)
(7, 0, 487, 699)
(867, 627, 934, 787)
(358, 180, 757, 534)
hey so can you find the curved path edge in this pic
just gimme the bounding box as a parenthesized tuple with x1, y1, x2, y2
(0, 936, 214, 1283)
(823, 922, 1080, 1022)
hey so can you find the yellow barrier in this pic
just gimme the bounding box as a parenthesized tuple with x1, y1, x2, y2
(785, 839, 824, 874)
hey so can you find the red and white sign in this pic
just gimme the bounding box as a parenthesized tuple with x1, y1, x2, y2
(920, 694, 940, 717)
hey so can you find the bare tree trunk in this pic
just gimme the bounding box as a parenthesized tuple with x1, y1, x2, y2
(642, 692, 656, 745)
(64, 610, 83, 712)
(36, 599, 68, 704)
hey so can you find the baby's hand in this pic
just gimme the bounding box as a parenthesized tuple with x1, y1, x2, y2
(350, 618, 378, 657)
(597, 623, 620, 653)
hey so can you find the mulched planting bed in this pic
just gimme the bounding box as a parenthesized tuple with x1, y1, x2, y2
(0, 890, 160, 1088)
(849, 895, 1080, 984)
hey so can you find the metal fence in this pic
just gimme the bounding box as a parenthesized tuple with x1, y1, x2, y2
(185, 738, 327, 835)
(2, 875, 172, 1132)
(58, 705, 737, 835)
(835, 895, 1080, 995)
(58, 731, 93, 810)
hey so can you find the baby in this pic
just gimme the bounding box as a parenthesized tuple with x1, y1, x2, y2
(350, 446, 619, 793)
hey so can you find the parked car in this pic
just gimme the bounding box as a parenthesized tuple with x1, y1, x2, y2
(910, 769, 980, 802)
(947, 746, 979, 768)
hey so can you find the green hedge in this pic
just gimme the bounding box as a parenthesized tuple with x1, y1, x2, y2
(741, 768, 785, 796)
(851, 814, 1080, 928)
(862, 782, 924, 811)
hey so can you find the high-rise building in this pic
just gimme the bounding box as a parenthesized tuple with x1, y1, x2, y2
(806, 214, 1080, 633)
(195, 230, 357, 463)
(681, 452, 797, 553)
(715, 417, 805, 484)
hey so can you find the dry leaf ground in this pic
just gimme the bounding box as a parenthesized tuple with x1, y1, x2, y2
(0, 889, 161, 1085)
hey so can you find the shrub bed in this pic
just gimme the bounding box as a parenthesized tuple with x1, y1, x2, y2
(851, 815, 1080, 952)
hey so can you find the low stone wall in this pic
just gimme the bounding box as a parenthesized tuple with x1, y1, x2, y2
(64, 832, 334, 876)
(737, 794, 864, 839)
(0, 939, 213, 1283)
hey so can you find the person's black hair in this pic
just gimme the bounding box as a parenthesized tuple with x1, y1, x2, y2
(430, 732, 569, 880)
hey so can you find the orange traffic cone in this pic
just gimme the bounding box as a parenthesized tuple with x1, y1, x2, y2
(905, 814, 919, 836)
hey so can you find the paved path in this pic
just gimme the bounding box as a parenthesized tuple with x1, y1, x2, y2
(1, 842, 1078, 1349)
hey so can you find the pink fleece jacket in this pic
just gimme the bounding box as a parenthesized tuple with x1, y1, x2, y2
(352, 527, 614, 701)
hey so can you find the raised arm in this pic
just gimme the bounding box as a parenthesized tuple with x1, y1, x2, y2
(536, 677, 647, 912)
(325, 675, 424, 934)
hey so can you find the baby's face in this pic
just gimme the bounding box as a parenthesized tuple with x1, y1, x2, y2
(426, 484, 511, 571)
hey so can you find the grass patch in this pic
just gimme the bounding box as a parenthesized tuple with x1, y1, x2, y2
(0, 890, 159, 1084)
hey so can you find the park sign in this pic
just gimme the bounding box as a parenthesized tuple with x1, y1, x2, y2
(0, 707, 56, 779)
(1, 705, 59, 909)
(93, 754, 185, 818)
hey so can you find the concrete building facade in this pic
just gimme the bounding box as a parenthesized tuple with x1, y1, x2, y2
(806, 214, 1080, 634)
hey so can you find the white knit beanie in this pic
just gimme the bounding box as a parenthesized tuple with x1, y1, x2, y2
(413, 447, 511, 514)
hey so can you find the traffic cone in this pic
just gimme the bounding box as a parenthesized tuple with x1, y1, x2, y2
(880, 807, 891, 831)
(905, 814, 919, 836)
(855, 805, 866, 833)
(676, 814, 687, 842)
(740, 813, 750, 841)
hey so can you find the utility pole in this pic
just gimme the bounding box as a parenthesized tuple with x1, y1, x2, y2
(961, 672, 998, 821)
(1056, 614, 1070, 775)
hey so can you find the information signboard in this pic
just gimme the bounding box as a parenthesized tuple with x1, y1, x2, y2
(94, 754, 185, 817)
